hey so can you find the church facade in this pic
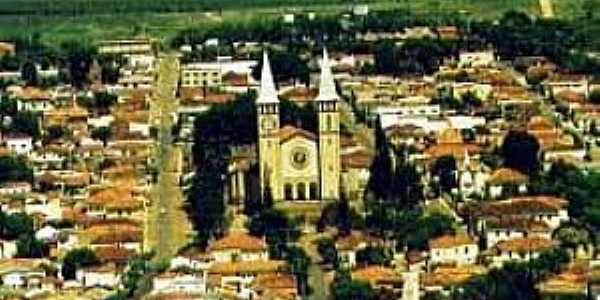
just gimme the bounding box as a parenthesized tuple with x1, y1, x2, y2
(256, 49, 341, 202)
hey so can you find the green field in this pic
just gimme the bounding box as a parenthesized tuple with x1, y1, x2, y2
(0, 0, 591, 45)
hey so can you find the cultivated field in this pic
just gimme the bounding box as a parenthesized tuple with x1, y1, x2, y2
(0, 0, 592, 45)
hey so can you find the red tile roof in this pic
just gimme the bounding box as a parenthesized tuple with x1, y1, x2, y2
(278, 125, 316, 143)
(487, 168, 529, 185)
(429, 234, 475, 249)
(208, 232, 267, 252)
(478, 196, 567, 217)
(495, 237, 554, 253)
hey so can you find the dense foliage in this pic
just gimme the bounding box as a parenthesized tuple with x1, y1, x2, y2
(61, 248, 100, 280)
(0, 156, 33, 184)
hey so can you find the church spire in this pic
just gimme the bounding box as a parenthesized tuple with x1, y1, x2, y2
(316, 48, 339, 102)
(257, 51, 279, 104)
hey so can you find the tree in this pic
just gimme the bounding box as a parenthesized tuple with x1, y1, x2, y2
(44, 125, 67, 144)
(93, 92, 117, 115)
(286, 246, 310, 297)
(249, 208, 300, 258)
(10, 111, 41, 140)
(337, 196, 352, 236)
(251, 49, 309, 86)
(366, 117, 393, 202)
(356, 246, 391, 266)
(316, 237, 338, 266)
(0, 156, 33, 184)
(91, 126, 112, 146)
(61, 248, 100, 279)
(61, 41, 96, 88)
(431, 155, 457, 194)
(0, 96, 17, 121)
(333, 279, 375, 300)
(21, 61, 38, 86)
(374, 41, 399, 75)
(16, 235, 46, 258)
(501, 130, 540, 177)
(402, 213, 455, 250)
(589, 89, 600, 105)
(0, 212, 34, 240)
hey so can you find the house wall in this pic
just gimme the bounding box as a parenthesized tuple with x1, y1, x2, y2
(429, 244, 479, 266)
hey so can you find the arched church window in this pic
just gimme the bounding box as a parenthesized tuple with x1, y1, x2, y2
(309, 182, 318, 200)
(297, 182, 306, 201)
(327, 115, 332, 131)
(284, 184, 293, 200)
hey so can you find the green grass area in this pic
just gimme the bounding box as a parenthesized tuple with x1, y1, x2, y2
(0, 0, 591, 46)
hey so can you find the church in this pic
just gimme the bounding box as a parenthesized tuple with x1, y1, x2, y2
(226, 49, 372, 214)
(256, 49, 342, 202)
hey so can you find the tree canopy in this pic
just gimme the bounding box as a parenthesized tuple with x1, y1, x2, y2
(501, 130, 540, 177)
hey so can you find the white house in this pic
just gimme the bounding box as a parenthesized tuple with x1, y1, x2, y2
(487, 168, 529, 199)
(207, 232, 269, 263)
(0, 240, 18, 259)
(0, 259, 47, 289)
(152, 272, 207, 295)
(484, 217, 552, 249)
(76, 264, 121, 288)
(428, 234, 479, 266)
(492, 237, 555, 268)
(458, 51, 496, 68)
(478, 196, 569, 230)
(335, 231, 384, 269)
(0, 182, 32, 196)
(2, 133, 33, 155)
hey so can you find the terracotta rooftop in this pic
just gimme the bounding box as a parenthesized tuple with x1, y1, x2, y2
(424, 143, 481, 159)
(278, 125, 316, 143)
(86, 186, 142, 211)
(422, 265, 487, 287)
(341, 149, 372, 170)
(487, 167, 529, 185)
(222, 71, 249, 87)
(527, 116, 555, 131)
(486, 216, 551, 232)
(17, 86, 51, 101)
(280, 86, 318, 103)
(352, 265, 401, 285)
(84, 222, 142, 245)
(254, 273, 297, 290)
(429, 234, 475, 249)
(335, 231, 383, 251)
(94, 246, 135, 264)
(495, 237, 554, 253)
(179, 87, 235, 105)
(0, 258, 46, 274)
(207, 232, 267, 252)
(478, 196, 568, 217)
(209, 260, 286, 275)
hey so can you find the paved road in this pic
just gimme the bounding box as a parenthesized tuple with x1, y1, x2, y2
(299, 234, 329, 300)
(145, 54, 192, 260)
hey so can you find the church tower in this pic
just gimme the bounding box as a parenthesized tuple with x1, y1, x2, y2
(256, 51, 282, 201)
(317, 48, 341, 201)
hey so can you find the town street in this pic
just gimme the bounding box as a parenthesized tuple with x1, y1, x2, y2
(145, 54, 192, 260)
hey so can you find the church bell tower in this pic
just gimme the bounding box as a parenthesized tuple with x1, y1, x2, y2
(317, 48, 341, 201)
(256, 51, 282, 201)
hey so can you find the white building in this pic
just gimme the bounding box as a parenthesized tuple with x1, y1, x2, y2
(428, 234, 479, 266)
(152, 272, 207, 295)
(492, 237, 555, 268)
(3, 134, 33, 155)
